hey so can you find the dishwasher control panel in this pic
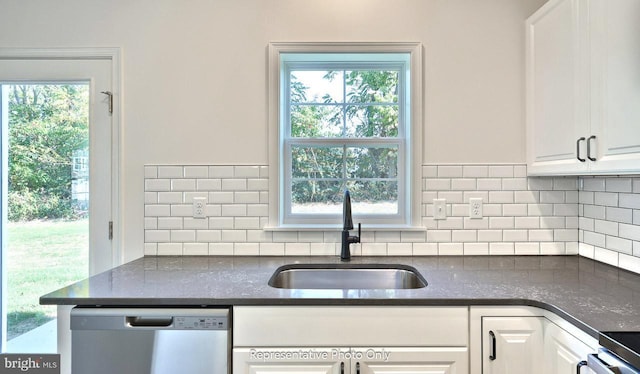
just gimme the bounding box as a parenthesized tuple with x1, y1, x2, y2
(174, 316, 228, 330)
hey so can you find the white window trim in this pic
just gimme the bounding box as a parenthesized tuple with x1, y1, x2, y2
(267, 42, 423, 230)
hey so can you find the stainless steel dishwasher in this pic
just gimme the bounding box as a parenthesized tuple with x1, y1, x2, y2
(70, 307, 230, 374)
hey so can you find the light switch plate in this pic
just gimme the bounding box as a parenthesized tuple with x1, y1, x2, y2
(433, 199, 446, 220)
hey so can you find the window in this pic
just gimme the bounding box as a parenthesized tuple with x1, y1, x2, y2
(268, 43, 422, 228)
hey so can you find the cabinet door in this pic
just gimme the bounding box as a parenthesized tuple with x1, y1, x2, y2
(482, 317, 544, 374)
(526, 0, 589, 175)
(544, 322, 594, 374)
(233, 348, 343, 374)
(588, 0, 640, 173)
(355, 347, 468, 374)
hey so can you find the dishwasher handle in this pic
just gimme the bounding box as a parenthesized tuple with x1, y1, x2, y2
(126, 316, 173, 327)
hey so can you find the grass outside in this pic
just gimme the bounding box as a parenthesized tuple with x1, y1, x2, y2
(6, 219, 88, 340)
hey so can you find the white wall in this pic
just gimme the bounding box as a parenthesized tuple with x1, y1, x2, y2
(0, 0, 547, 261)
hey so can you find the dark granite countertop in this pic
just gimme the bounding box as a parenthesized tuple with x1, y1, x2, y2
(41, 255, 640, 338)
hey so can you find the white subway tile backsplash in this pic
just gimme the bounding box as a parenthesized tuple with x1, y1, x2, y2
(515, 191, 539, 203)
(197, 230, 222, 243)
(502, 178, 528, 191)
(606, 236, 632, 255)
(503, 230, 527, 242)
(594, 220, 618, 236)
(222, 179, 247, 191)
(553, 178, 577, 190)
(157, 192, 182, 204)
(594, 192, 618, 207)
(247, 179, 268, 191)
(451, 179, 476, 190)
(438, 243, 463, 255)
(234, 166, 260, 178)
(209, 166, 234, 178)
(158, 166, 183, 178)
(452, 230, 477, 242)
(464, 217, 489, 230)
(620, 193, 640, 209)
(594, 247, 619, 267)
(427, 230, 451, 242)
(413, 243, 438, 255)
(425, 179, 451, 191)
(284, 243, 311, 256)
(171, 179, 196, 191)
(197, 179, 222, 191)
(146, 179, 170, 192)
(540, 191, 565, 204)
(388, 243, 412, 256)
(488, 165, 513, 178)
(503, 204, 527, 217)
(515, 242, 540, 255)
(489, 217, 514, 229)
(142, 163, 638, 275)
(606, 178, 632, 193)
(422, 165, 438, 178)
(464, 242, 489, 255)
(146, 205, 171, 217)
(477, 178, 502, 190)
(235, 243, 260, 256)
(540, 216, 567, 229)
(490, 242, 515, 255)
(620, 223, 640, 241)
(144, 166, 158, 179)
(489, 191, 514, 203)
(463, 165, 488, 178)
(260, 243, 285, 256)
(541, 242, 565, 255)
(158, 217, 183, 230)
(583, 178, 606, 192)
(145, 192, 158, 204)
(584, 231, 606, 248)
(478, 230, 502, 242)
(157, 243, 183, 255)
(184, 243, 208, 255)
(438, 165, 463, 178)
(184, 166, 209, 178)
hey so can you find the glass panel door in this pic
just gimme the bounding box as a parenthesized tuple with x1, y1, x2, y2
(0, 58, 113, 353)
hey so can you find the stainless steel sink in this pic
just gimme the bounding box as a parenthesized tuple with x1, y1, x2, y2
(268, 264, 427, 289)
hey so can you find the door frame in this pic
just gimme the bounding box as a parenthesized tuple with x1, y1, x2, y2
(0, 48, 122, 351)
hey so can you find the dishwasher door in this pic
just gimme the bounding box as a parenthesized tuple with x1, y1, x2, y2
(71, 307, 230, 374)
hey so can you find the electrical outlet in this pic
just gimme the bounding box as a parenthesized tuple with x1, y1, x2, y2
(192, 197, 207, 219)
(433, 198, 447, 220)
(469, 197, 483, 219)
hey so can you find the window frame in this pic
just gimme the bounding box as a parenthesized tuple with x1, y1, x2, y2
(268, 42, 423, 229)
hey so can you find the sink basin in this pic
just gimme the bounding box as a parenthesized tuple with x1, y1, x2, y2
(268, 264, 427, 289)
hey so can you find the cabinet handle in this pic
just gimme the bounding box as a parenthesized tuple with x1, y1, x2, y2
(587, 135, 597, 161)
(576, 137, 586, 162)
(356, 362, 360, 374)
(576, 360, 587, 374)
(340, 362, 344, 374)
(489, 330, 497, 360)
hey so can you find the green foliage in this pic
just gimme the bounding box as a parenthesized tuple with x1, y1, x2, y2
(7, 84, 89, 221)
(289, 70, 400, 209)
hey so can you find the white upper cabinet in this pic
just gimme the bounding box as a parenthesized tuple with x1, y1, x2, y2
(526, 0, 640, 175)
(588, 0, 640, 173)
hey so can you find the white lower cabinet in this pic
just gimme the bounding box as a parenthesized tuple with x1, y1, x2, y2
(232, 306, 469, 374)
(544, 322, 594, 374)
(233, 347, 468, 374)
(481, 316, 545, 374)
(471, 307, 598, 374)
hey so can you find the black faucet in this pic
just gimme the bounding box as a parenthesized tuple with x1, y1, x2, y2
(341, 190, 361, 261)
